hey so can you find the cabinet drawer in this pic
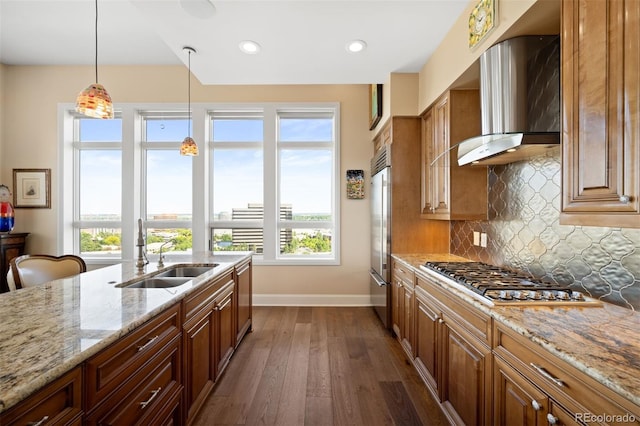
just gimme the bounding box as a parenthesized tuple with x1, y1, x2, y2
(184, 270, 234, 320)
(85, 303, 181, 410)
(494, 323, 640, 422)
(392, 259, 414, 286)
(86, 340, 183, 426)
(0, 367, 82, 426)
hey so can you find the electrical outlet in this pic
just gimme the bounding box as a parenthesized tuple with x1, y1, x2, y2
(480, 232, 488, 248)
(473, 231, 480, 246)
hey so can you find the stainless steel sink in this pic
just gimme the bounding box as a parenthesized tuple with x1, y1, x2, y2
(118, 277, 191, 289)
(155, 265, 218, 278)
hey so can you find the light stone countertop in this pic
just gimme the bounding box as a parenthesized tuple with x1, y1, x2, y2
(0, 251, 252, 414)
(393, 253, 640, 409)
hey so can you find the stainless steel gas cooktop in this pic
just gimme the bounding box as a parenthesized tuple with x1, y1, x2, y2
(419, 261, 601, 307)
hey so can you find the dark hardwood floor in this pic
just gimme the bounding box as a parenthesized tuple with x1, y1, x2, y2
(193, 306, 449, 426)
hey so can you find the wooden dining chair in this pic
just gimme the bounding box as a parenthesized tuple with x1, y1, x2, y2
(8, 254, 87, 290)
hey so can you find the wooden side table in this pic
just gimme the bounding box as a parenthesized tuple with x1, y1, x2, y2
(0, 233, 29, 293)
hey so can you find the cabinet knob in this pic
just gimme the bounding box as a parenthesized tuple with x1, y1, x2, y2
(546, 413, 558, 425)
(531, 400, 542, 411)
(438, 318, 444, 324)
(620, 195, 631, 204)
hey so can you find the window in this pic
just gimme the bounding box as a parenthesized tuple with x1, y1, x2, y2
(74, 116, 123, 257)
(141, 113, 194, 255)
(211, 106, 339, 264)
(61, 102, 339, 265)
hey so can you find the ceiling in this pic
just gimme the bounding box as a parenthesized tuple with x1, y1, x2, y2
(0, 0, 469, 85)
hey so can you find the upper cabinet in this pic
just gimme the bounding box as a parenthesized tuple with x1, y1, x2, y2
(561, 0, 640, 227)
(374, 116, 450, 253)
(421, 90, 488, 221)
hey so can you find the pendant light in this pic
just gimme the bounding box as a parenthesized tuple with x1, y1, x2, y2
(76, 0, 114, 119)
(180, 46, 199, 156)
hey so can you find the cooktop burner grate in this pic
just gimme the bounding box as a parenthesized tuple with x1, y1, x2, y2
(420, 261, 600, 306)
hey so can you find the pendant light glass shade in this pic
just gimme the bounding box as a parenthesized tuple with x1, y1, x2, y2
(180, 46, 199, 156)
(76, 83, 113, 119)
(180, 137, 199, 156)
(76, 0, 114, 119)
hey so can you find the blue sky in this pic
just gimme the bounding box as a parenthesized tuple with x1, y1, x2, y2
(79, 115, 333, 218)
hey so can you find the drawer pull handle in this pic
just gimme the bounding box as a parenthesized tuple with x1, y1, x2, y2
(27, 416, 49, 426)
(137, 335, 159, 352)
(530, 363, 564, 387)
(546, 413, 558, 424)
(531, 400, 542, 411)
(216, 297, 232, 311)
(139, 387, 162, 409)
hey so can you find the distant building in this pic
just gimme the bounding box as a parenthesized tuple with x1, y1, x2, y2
(231, 203, 292, 253)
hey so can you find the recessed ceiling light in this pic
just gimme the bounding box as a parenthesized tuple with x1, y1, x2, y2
(239, 40, 261, 54)
(346, 40, 367, 53)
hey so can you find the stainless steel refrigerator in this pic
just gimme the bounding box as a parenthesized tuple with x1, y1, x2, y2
(370, 146, 391, 328)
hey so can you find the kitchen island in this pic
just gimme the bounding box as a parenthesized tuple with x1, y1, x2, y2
(393, 253, 640, 425)
(0, 251, 252, 423)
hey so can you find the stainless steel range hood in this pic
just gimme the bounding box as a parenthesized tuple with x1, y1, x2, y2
(458, 35, 560, 166)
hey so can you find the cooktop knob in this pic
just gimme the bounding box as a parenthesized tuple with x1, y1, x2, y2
(499, 290, 513, 300)
(570, 291, 585, 301)
(530, 291, 543, 300)
(543, 291, 556, 300)
(513, 291, 528, 300)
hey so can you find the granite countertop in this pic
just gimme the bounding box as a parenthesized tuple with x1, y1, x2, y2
(392, 253, 640, 409)
(0, 251, 252, 414)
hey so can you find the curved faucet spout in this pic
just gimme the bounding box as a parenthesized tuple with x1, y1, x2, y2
(158, 241, 172, 268)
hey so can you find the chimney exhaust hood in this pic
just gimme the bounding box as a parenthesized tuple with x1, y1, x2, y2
(457, 35, 560, 166)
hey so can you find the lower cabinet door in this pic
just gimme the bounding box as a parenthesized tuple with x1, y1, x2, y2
(215, 285, 235, 381)
(414, 287, 440, 398)
(86, 341, 183, 426)
(494, 355, 548, 426)
(184, 308, 215, 422)
(440, 319, 491, 426)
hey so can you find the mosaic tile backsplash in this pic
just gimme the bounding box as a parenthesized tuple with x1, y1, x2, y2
(451, 148, 640, 310)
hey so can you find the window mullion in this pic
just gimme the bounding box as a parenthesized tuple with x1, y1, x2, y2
(263, 105, 278, 260)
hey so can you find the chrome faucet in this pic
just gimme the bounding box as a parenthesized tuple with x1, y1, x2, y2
(157, 241, 171, 268)
(136, 218, 149, 270)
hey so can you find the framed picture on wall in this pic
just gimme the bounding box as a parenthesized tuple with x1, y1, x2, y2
(13, 168, 51, 208)
(369, 84, 382, 130)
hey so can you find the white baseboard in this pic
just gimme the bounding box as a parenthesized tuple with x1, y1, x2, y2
(253, 293, 372, 307)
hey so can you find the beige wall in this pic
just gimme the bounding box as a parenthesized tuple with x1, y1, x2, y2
(0, 64, 5, 179)
(418, 0, 558, 113)
(0, 65, 373, 305)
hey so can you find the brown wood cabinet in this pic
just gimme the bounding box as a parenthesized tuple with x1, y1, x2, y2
(561, 0, 640, 227)
(414, 285, 441, 399)
(235, 258, 252, 346)
(421, 90, 487, 221)
(493, 322, 640, 426)
(391, 258, 415, 358)
(214, 279, 235, 381)
(414, 271, 492, 426)
(84, 303, 183, 425)
(0, 232, 28, 293)
(373, 117, 449, 254)
(0, 366, 83, 426)
(183, 269, 235, 424)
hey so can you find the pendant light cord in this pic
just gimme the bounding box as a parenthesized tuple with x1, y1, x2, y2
(94, 0, 99, 84)
(187, 49, 192, 138)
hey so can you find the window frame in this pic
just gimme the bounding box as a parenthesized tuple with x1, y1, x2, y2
(59, 102, 340, 266)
